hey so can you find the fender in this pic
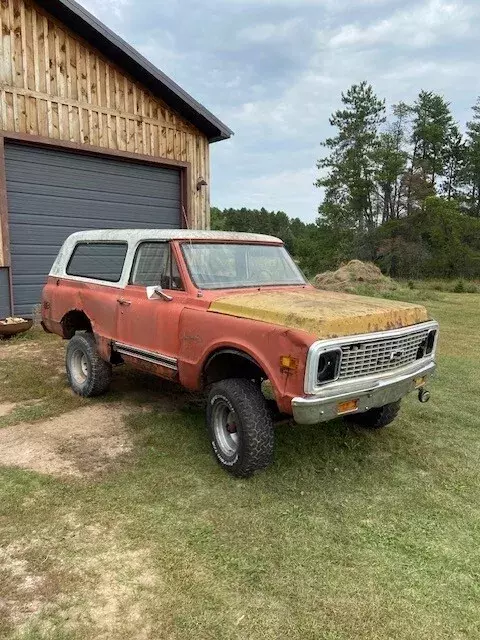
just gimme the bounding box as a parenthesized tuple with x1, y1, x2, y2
(177, 307, 311, 406)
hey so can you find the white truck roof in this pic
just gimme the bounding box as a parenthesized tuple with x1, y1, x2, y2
(61, 229, 282, 244)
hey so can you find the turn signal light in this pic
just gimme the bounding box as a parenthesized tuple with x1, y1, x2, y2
(280, 355, 298, 372)
(337, 399, 359, 415)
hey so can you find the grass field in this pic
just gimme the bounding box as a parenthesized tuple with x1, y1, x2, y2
(1, 292, 479, 639)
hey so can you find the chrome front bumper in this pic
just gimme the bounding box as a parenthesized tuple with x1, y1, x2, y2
(291, 359, 436, 425)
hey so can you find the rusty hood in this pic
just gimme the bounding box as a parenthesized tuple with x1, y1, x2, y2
(208, 288, 430, 339)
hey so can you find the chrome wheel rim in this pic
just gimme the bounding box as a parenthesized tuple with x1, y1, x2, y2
(71, 349, 89, 385)
(212, 399, 239, 458)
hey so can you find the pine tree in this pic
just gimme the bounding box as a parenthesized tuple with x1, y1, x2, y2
(465, 98, 480, 217)
(316, 81, 386, 234)
(406, 91, 453, 212)
(374, 103, 410, 222)
(441, 124, 465, 202)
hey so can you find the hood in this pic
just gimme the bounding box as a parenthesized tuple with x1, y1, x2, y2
(208, 288, 430, 339)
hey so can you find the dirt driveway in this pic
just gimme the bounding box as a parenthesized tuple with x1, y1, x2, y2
(0, 331, 197, 479)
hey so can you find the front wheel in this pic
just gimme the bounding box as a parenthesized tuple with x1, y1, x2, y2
(344, 400, 401, 430)
(207, 378, 274, 478)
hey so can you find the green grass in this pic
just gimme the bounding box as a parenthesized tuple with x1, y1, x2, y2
(1, 295, 480, 639)
(347, 282, 443, 303)
(319, 278, 480, 303)
(405, 279, 480, 294)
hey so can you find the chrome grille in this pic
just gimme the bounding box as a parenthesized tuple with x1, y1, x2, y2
(339, 328, 431, 380)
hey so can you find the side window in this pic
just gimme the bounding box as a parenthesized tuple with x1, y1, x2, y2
(131, 242, 184, 290)
(131, 242, 169, 286)
(66, 242, 127, 282)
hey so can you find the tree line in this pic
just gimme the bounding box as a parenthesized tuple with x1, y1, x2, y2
(212, 82, 480, 280)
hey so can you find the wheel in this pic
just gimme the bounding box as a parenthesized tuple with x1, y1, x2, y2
(344, 400, 401, 430)
(207, 378, 274, 478)
(66, 332, 112, 397)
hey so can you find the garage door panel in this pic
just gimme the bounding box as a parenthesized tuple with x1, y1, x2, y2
(9, 254, 67, 275)
(10, 270, 52, 285)
(10, 287, 46, 312)
(8, 199, 180, 229)
(6, 190, 180, 212)
(10, 213, 176, 233)
(6, 171, 180, 200)
(9, 217, 176, 245)
(5, 143, 181, 317)
(5, 146, 181, 182)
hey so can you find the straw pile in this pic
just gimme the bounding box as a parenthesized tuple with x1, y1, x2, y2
(314, 260, 397, 293)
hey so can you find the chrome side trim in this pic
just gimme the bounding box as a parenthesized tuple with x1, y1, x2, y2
(113, 341, 178, 371)
(304, 320, 439, 395)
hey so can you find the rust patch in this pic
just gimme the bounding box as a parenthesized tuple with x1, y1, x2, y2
(94, 333, 112, 362)
(209, 289, 430, 339)
(120, 354, 178, 381)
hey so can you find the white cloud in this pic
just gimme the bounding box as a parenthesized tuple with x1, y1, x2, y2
(329, 0, 476, 49)
(238, 17, 303, 44)
(136, 32, 185, 77)
(80, 0, 129, 20)
(382, 60, 480, 82)
(221, 0, 396, 6)
(212, 164, 320, 220)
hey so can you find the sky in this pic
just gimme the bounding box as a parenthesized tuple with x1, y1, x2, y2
(81, 0, 480, 222)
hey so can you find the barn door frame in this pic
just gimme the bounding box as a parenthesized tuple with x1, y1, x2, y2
(0, 132, 191, 316)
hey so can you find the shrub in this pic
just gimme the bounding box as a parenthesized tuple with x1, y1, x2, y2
(374, 197, 480, 279)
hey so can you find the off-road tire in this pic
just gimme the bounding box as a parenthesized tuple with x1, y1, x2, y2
(66, 332, 112, 397)
(207, 378, 274, 478)
(344, 400, 401, 430)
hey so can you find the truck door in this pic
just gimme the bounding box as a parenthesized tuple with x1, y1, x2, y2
(115, 241, 187, 378)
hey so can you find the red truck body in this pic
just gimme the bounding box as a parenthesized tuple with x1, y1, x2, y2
(42, 229, 438, 476)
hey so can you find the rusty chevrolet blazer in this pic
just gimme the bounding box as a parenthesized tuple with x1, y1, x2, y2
(42, 230, 438, 477)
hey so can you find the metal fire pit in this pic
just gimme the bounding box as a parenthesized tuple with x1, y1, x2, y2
(0, 319, 33, 338)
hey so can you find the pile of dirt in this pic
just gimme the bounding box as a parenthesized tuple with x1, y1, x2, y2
(314, 260, 397, 293)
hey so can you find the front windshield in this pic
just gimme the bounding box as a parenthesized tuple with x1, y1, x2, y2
(182, 243, 306, 290)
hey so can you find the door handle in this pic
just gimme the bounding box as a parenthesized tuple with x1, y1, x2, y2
(117, 298, 131, 306)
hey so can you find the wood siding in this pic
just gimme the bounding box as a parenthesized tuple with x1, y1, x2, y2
(0, 0, 210, 265)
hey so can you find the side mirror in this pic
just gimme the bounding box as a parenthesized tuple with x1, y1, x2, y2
(146, 285, 173, 302)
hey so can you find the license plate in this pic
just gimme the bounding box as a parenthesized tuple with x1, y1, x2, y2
(337, 399, 359, 415)
(415, 376, 427, 389)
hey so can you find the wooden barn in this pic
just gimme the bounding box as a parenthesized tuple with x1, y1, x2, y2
(0, 0, 232, 318)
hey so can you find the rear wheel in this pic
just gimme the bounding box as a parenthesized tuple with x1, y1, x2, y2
(207, 378, 274, 478)
(66, 332, 112, 397)
(344, 400, 401, 430)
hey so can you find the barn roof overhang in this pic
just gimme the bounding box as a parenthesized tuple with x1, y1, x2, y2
(35, 0, 234, 143)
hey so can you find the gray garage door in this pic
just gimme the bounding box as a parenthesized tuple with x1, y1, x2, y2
(5, 143, 181, 317)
